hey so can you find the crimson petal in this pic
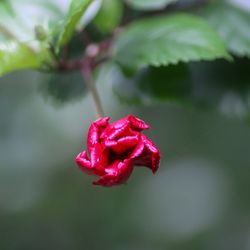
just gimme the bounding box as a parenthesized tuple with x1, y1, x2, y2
(141, 135, 160, 173)
(129, 139, 144, 159)
(89, 144, 108, 174)
(104, 135, 139, 154)
(101, 118, 130, 140)
(75, 151, 96, 175)
(87, 117, 110, 153)
(128, 115, 150, 131)
(93, 159, 133, 187)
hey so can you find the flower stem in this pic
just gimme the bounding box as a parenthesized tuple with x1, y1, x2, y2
(81, 63, 104, 118)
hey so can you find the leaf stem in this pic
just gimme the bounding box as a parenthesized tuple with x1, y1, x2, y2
(81, 62, 104, 118)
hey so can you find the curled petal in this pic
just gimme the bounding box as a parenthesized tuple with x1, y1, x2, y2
(93, 159, 133, 187)
(134, 155, 152, 168)
(89, 144, 108, 174)
(101, 118, 130, 140)
(75, 151, 95, 175)
(87, 117, 110, 153)
(128, 115, 150, 131)
(141, 135, 160, 173)
(94, 116, 110, 127)
(104, 135, 139, 154)
(129, 140, 144, 159)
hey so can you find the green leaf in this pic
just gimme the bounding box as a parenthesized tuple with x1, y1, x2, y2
(110, 63, 192, 105)
(0, 41, 41, 76)
(113, 14, 230, 71)
(109, 58, 250, 120)
(93, 0, 123, 32)
(126, 0, 178, 10)
(39, 71, 87, 105)
(56, 0, 92, 51)
(200, 1, 250, 57)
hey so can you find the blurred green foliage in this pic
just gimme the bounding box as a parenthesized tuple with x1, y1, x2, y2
(93, 0, 123, 32)
(200, 0, 250, 57)
(126, 0, 177, 10)
(0, 0, 249, 116)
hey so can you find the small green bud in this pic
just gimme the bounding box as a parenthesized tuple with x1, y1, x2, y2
(34, 25, 47, 41)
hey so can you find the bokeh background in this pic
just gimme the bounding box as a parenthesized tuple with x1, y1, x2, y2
(1, 0, 250, 250)
(1, 68, 250, 250)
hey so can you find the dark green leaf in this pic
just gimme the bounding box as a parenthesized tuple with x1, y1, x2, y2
(113, 14, 230, 71)
(126, 0, 177, 10)
(40, 71, 87, 105)
(94, 0, 123, 32)
(109, 58, 250, 119)
(0, 41, 41, 76)
(200, 1, 250, 57)
(56, 0, 92, 51)
(112, 63, 192, 105)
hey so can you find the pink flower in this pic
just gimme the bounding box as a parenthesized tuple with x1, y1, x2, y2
(76, 115, 160, 187)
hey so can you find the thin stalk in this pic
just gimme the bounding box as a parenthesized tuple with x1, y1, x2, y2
(81, 63, 104, 118)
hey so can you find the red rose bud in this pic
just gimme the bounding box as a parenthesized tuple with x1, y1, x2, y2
(75, 115, 160, 187)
